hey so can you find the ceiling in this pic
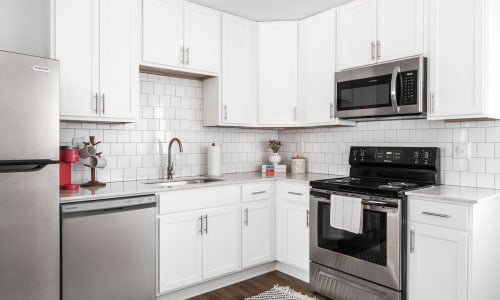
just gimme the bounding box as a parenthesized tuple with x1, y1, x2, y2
(187, 0, 353, 21)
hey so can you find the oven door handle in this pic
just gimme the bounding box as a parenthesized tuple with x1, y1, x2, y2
(317, 270, 387, 298)
(390, 65, 401, 112)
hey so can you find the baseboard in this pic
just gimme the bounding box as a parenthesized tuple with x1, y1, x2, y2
(275, 262, 309, 283)
(157, 263, 276, 300)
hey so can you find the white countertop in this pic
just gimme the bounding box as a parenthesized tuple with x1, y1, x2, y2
(406, 185, 500, 204)
(60, 172, 336, 203)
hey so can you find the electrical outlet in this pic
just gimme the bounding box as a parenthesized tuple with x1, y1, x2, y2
(453, 142, 471, 159)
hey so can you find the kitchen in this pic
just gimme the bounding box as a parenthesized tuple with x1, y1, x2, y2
(1, 0, 500, 299)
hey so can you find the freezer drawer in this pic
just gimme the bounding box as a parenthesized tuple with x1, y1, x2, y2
(61, 196, 156, 300)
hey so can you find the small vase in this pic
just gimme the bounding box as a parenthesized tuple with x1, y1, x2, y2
(269, 153, 282, 166)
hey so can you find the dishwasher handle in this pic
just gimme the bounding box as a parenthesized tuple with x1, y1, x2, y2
(61, 195, 156, 215)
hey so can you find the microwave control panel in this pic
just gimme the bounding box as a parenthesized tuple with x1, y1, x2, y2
(401, 70, 418, 106)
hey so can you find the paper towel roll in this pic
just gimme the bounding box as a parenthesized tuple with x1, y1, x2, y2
(207, 143, 221, 176)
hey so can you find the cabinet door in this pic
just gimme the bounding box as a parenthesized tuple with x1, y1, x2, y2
(336, 0, 377, 70)
(184, 2, 221, 74)
(202, 206, 240, 280)
(281, 202, 309, 270)
(377, 0, 424, 62)
(221, 14, 258, 125)
(99, 0, 138, 120)
(242, 201, 272, 268)
(258, 22, 298, 125)
(408, 223, 468, 300)
(158, 211, 203, 293)
(55, 0, 99, 118)
(299, 9, 336, 124)
(142, 0, 184, 68)
(427, 0, 484, 119)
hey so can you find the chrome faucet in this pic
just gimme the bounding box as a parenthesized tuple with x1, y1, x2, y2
(167, 137, 184, 179)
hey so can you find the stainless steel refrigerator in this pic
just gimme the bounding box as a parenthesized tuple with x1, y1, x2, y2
(0, 51, 60, 300)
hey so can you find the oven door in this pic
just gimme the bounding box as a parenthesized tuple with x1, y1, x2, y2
(310, 192, 402, 291)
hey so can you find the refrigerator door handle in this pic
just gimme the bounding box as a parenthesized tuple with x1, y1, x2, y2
(0, 160, 58, 173)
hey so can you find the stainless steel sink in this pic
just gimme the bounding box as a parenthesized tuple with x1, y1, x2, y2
(142, 177, 224, 188)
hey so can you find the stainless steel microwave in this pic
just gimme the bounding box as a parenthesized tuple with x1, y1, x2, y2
(335, 56, 426, 119)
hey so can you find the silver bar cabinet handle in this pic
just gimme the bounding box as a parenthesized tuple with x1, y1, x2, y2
(371, 41, 376, 60)
(179, 47, 184, 63)
(224, 105, 228, 120)
(185, 47, 190, 64)
(288, 191, 303, 196)
(204, 214, 208, 234)
(101, 93, 105, 114)
(330, 103, 334, 119)
(306, 209, 310, 228)
(422, 211, 451, 218)
(430, 93, 435, 113)
(252, 191, 266, 195)
(244, 208, 249, 226)
(376, 40, 381, 59)
(199, 216, 203, 235)
(410, 229, 415, 253)
(94, 93, 99, 114)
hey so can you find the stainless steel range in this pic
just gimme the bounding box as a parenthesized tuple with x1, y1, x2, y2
(309, 146, 440, 300)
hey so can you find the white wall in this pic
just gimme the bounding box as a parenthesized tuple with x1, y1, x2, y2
(0, 0, 50, 57)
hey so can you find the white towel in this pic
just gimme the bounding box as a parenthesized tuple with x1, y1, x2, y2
(330, 195, 363, 234)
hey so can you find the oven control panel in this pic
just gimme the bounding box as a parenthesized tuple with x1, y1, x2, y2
(350, 146, 439, 169)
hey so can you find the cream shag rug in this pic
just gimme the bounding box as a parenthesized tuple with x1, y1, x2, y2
(245, 285, 318, 300)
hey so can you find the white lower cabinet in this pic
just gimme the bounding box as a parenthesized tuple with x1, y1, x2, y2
(408, 223, 468, 300)
(277, 182, 310, 271)
(201, 206, 240, 279)
(242, 200, 272, 268)
(281, 202, 309, 269)
(158, 210, 203, 292)
(157, 187, 240, 294)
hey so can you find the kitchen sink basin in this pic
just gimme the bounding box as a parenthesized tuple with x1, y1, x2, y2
(142, 177, 224, 188)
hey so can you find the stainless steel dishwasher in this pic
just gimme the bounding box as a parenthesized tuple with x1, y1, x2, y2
(61, 195, 156, 300)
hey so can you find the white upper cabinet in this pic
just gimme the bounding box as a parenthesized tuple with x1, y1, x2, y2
(203, 13, 258, 126)
(142, 0, 184, 68)
(141, 0, 221, 76)
(427, 0, 500, 120)
(298, 9, 354, 126)
(337, 0, 377, 70)
(55, 0, 138, 122)
(299, 9, 336, 124)
(377, 0, 424, 62)
(258, 22, 298, 125)
(336, 0, 424, 70)
(221, 14, 258, 125)
(183, 2, 221, 74)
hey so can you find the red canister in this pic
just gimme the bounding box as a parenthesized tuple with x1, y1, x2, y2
(60, 146, 79, 190)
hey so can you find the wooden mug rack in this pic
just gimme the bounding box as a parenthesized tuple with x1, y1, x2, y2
(81, 136, 106, 188)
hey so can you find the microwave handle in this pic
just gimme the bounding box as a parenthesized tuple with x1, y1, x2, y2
(390, 65, 401, 112)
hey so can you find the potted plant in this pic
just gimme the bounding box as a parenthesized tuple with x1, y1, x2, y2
(267, 139, 282, 165)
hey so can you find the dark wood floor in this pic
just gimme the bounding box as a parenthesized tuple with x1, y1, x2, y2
(188, 271, 331, 300)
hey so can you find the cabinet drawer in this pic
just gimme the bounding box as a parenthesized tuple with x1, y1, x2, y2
(158, 185, 241, 214)
(409, 199, 468, 231)
(242, 182, 273, 202)
(282, 183, 309, 204)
